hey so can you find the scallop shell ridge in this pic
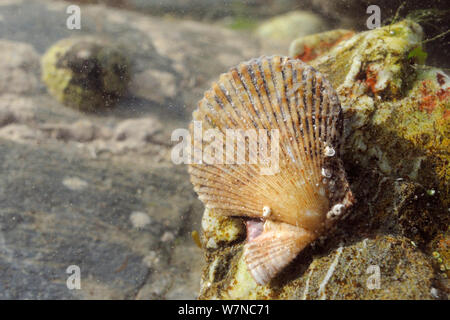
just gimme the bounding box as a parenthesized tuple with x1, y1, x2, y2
(189, 55, 352, 231)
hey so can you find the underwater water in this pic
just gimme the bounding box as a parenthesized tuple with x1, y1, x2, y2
(0, 0, 448, 301)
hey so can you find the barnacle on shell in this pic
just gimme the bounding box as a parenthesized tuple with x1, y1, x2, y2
(188, 56, 354, 285)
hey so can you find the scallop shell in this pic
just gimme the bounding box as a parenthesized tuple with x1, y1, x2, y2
(188, 56, 354, 285)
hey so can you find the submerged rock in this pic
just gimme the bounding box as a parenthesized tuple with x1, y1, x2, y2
(308, 0, 450, 68)
(289, 29, 354, 62)
(118, 0, 301, 20)
(200, 235, 435, 300)
(197, 20, 449, 299)
(256, 11, 328, 43)
(0, 40, 40, 95)
(41, 37, 130, 111)
(305, 20, 449, 205)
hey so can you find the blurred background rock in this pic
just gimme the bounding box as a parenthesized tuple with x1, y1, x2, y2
(68, 0, 449, 68)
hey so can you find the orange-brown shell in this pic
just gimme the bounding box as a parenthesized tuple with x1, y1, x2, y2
(188, 56, 354, 284)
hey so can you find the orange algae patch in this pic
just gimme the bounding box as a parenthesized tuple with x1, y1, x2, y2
(295, 31, 354, 62)
(437, 88, 450, 102)
(444, 110, 450, 120)
(420, 95, 437, 114)
(297, 45, 316, 62)
(418, 80, 437, 114)
(365, 65, 378, 94)
(436, 73, 445, 86)
(417, 78, 450, 116)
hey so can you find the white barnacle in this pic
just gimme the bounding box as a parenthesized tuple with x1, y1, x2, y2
(324, 146, 335, 157)
(327, 203, 345, 219)
(332, 203, 345, 215)
(326, 211, 334, 220)
(321, 167, 332, 178)
(262, 206, 271, 218)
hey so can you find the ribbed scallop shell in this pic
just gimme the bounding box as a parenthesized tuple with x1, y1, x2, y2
(244, 220, 316, 285)
(189, 56, 353, 284)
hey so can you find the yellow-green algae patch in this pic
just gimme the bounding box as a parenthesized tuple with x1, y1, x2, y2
(41, 37, 130, 111)
(201, 208, 245, 249)
(430, 226, 450, 280)
(223, 256, 273, 299)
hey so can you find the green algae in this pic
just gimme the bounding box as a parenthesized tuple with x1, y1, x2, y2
(408, 46, 428, 64)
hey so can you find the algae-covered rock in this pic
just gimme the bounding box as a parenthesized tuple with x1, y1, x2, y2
(198, 20, 449, 299)
(306, 0, 450, 69)
(289, 29, 354, 62)
(304, 20, 449, 203)
(201, 208, 245, 249)
(430, 226, 450, 281)
(41, 37, 130, 111)
(309, 20, 423, 97)
(199, 176, 446, 299)
(200, 236, 436, 300)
